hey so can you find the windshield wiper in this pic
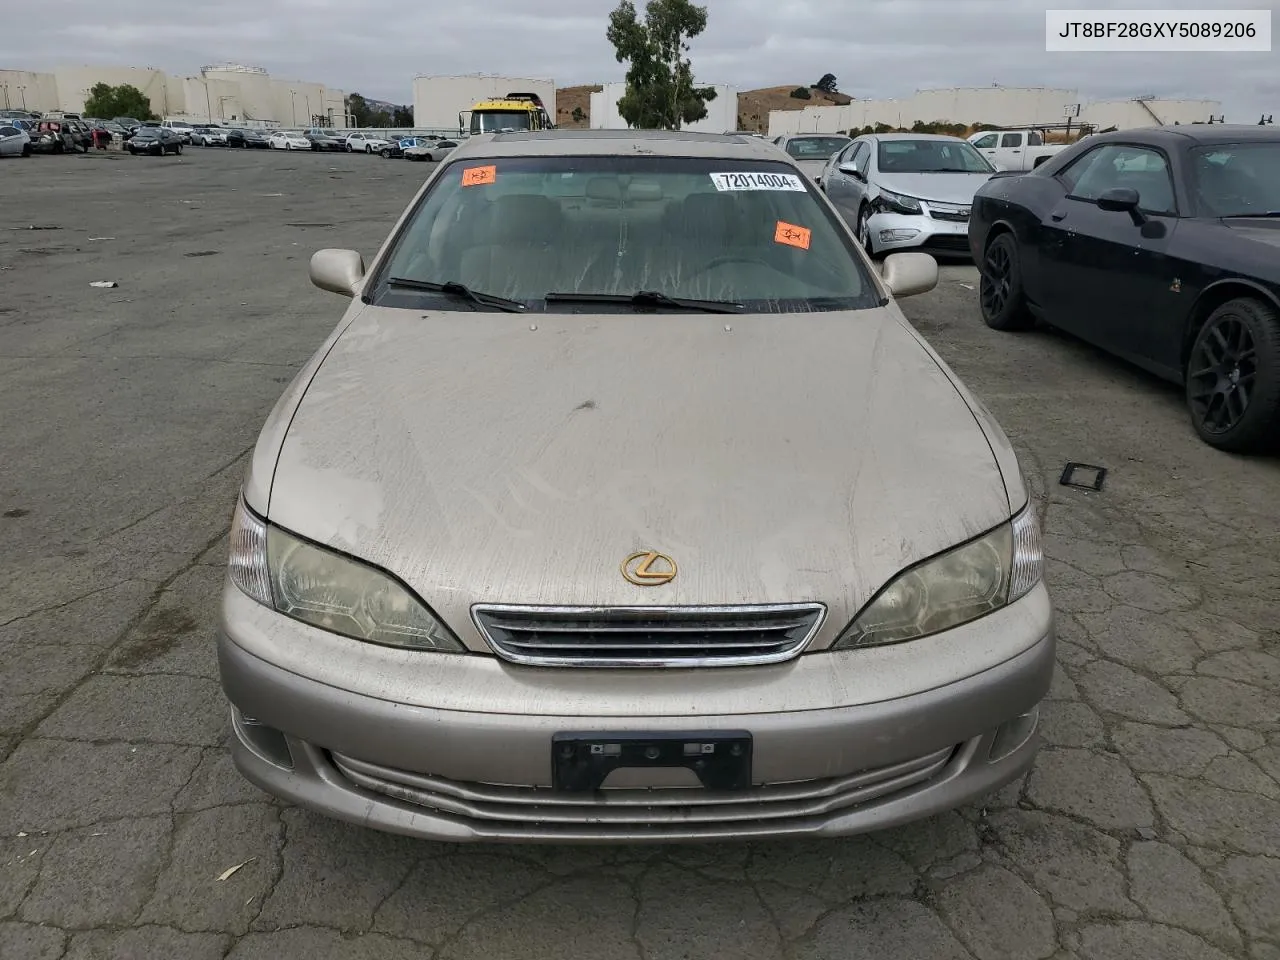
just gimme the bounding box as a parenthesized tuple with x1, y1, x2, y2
(543, 290, 744, 313)
(386, 277, 525, 312)
(1221, 211, 1280, 218)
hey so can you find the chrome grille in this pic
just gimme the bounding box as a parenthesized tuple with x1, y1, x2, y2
(472, 603, 826, 667)
(928, 202, 970, 223)
(330, 744, 958, 840)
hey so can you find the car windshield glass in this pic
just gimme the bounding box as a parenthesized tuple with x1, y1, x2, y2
(785, 137, 851, 158)
(371, 155, 878, 314)
(877, 139, 993, 173)
(473, 110, 532, 133)
(1189, 142, 1280, 217)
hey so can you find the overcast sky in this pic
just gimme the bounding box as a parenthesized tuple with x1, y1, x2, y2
(4, 0, 1275, 122)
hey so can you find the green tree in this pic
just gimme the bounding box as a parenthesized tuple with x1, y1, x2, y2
(606, 0, 717, 129)
(790, 87, 812, 100)
(813, 73, 838, 94)
(571, 106, 587, 123)
(392, 105, 413, 127)
(346, 92, 371, 126)
(83, 83, 155, 120)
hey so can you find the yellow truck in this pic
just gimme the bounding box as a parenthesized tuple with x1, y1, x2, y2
(459, 92, 553, 135)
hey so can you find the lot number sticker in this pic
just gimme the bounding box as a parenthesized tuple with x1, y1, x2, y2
(462, 165, 497, 187)
(710, 171, 805, 192)
(774, 221, 811, 250)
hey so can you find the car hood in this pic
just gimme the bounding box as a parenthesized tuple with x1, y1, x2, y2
(267, 305, 1012, 650)
(875, 172, 994, 205)
(1222, 217, 1280, 250)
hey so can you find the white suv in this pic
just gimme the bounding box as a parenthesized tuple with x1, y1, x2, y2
(345, 131, 389, 154)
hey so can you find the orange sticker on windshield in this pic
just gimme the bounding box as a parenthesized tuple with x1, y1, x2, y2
(461, 165, 496, 187)
(774, 221, 811, 250)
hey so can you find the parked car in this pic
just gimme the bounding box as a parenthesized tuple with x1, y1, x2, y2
(380, 136, 420, 158)
(32, 119, 90, 153)
(304, 130, 346, 151)
(0, 124, 31, 157)
(345, 131, 389, 153)
(226, 128, 270, 149)
(772, 134, 853, 181)
(161, 119, 195, 143)
(403, 139, 458, 162)
(820, 133, 995, 258)
(268, 130, 311, 150)
(113, 116, 142, 133)
(191, 126, 227, 146)
(219, 128, 1052, 845)
(126, 127, 184, 155)
(970, 125, 1280, 453)
(968, 129, 1068, 172)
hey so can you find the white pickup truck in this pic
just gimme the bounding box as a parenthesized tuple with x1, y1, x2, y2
(968, 129, 1067, 171)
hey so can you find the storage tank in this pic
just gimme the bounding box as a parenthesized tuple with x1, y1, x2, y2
(413, 74, 556, 131)
(590, 81, 737, 132)
(53, 66, 169, 115)
(201, 64, 273, 123)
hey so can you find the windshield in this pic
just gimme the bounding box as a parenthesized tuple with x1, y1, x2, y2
(785, 136, 851, 159)
(877, 139, 993, 173)
(371, 155, 878, 313)
(471, 110, 532, 134)
(1189, 142, 1280, 217)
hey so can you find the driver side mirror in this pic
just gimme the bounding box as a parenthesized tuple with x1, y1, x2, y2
(310, 249, 365, 297)
(1096, 186, 1146, 225)
(838, 162, 865, 181)
(881, 252, 938, 299)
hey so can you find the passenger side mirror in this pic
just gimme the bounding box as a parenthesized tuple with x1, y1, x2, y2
(838, 162, 865, 181)
(880, 252, 938, 299)
(310, 248, 365, 297)
(1096, 187, 1146, 225)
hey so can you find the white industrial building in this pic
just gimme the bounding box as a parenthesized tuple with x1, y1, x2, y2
(412, 74, 556, 132)
(589, 82, 739, 132)
(766, 86, 1222, 136)
(0, 63, 346, 127)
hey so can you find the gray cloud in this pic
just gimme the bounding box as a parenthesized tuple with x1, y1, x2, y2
(3, 0, 1275, 122)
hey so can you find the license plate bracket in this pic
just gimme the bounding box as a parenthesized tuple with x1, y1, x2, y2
(551, 730, 753, 792)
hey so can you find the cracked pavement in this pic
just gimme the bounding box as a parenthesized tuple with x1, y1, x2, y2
(2, 148, 1279, 960)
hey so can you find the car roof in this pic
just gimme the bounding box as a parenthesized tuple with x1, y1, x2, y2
(1083, 124, 1280, 147)
(449, 129, 792, 161)
(867, 133, 969, 142)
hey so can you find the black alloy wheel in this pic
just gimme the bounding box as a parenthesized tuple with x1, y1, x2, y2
(1186, 298, 1280, 453)
(979, 232, 1033, 331)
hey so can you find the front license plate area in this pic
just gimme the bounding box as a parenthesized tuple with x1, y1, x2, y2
(552, 731, 753, 792)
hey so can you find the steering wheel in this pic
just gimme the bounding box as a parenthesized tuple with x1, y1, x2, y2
(685, 255, 771, 280)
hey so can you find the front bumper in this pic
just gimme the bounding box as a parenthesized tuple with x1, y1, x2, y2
(868, 210, 973, 258)
(218, 584, 1054, 843)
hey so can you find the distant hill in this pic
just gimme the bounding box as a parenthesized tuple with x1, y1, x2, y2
(555, 83, 852, 132)
(736, 86, 852, 133)
(556, 85, 602, 128)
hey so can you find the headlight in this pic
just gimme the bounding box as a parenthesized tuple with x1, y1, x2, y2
(833, 501, 1043, 649)
(872, 188, 923, 216)
(228, 498, 462, 651)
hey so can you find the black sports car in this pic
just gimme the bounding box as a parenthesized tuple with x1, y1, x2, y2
(126, 127, 183, 155)
(305, 131, 345, 151)
(969, 125, 1280, 454)
(226, 128, 271, 148)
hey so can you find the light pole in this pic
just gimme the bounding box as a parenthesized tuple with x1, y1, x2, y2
(1, 83, 8, 108)
(290, 90, 297, 125)
(17, 85, 27, 109)
(218, 95, 234, 121)
(304, 94, 311, 127)
(204, 82, 213, 124)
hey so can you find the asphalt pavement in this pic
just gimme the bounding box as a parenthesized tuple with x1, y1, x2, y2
(1, 146, 1278, 960)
